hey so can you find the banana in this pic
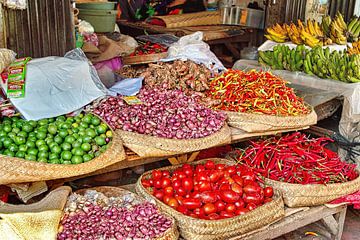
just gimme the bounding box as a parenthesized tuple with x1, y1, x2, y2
(266, 28, 288, 40)
(313, 21, 323, 36)
(307, 19, 316, 35)
(348, 17, 358, 32)
(336, 12, 347, 29)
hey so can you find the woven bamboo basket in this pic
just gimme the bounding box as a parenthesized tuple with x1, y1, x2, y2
(0, 128, 126, 185)
(74, 186, 179, 240)
(117, 124, 232, 158)
(146, 11, 221, 28)
(226, 105, 317, 133)
(122, 52, 168, 65)
(263, 170, 360, 207)
(136, 158, 285, 240)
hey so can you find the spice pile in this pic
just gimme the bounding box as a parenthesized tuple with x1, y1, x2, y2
(129, 41, 167, 56)
(233, 132, 359, 184)
(142, 160, 274, 220)
(208, 70, 311, 116)
(93, 88, 226, 139)
(58, 190, 173, 240)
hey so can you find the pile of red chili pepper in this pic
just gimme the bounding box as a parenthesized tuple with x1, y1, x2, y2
(129, 41, 167, 56)
(232, 132, 359, 184)
(208, 69, 310, 116)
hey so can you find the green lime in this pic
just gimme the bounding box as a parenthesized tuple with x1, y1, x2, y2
(58, 129, 68, 138)
(38, 151, 49, 159)
(72, 140, 82, 149)
(80, 121, 89, 129)
(81, 143, 91, 152)
(22, 124, 33, 133)
(61, 142, 72, 151)
(61, 151, 72, 160)
(72, 133, 80, 139)
(95, 136, 106, 146)
(72, 127, 79, 133)
(38, 158, 48, 163)
(92, 145, 99, 152)
(82, 136, 92, 143)
(8, 144, 19, 152)
(3, 149, 14, 157)
(11, 127, 20, 134)
(48, 118, 55, 123)
(83, 114, 92, 124)
(49, 159, 61, 164)
(7, 132, 16, 140)
(2, 119, 11, 125)
(36, 131, 47, 140)
(14, 136, 26, 145)
(106, 131, 113, 138)
(91, 117, 101, 126)
(49, 153, 59, 160)
(28, 136, 37, 142)
(61, 122, 71, 130)
(0, 130, 7, 137)
(83, 154, 93, 162)
(100, 134, 106, 138)
(45, 137, 54, 145)
(64, 135, 75, 144)
(100, 145, 108, 153)
(17, 131, 28, 138)
(18, 145, 28, 152)
(85, 129, 97, 138)
(38, 144, 49, 152)
(28, 120, 37, 128)
(25, 154, 36, 161)
(95, 151, 101, 157)
(27, 148, 39, 156)
(38, 126, 48, 133)
(28, 132, 36, 138)
(56, 116, 66, 122)
(11, 117, 20, 122)
(73, 147, 84, 156)
(15, 151, 26, 158)
(35, 139, 46, 147)
(50, 145, 62, 154)
(96, 124, 108, 134)
(78, 130, 86, 137)
(48, 142, 58, 148)
(48, 125, 57, 135)
(3, 138, 13, 148)
(54, 135, 63, 144)
(71, 155, 83, 164)
(63, 160, 72, 165)
(66, 117, 74, 123)
(15, 121, 23, 128)
(72, 122, 79, 128)
(3, 124, 12, 133)
(26, 141, 36, 149)
(38, 119, 49, 126)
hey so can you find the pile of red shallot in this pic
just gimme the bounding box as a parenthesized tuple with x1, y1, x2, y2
(93, 88, 226, 139)
(58, 190, 172, 240)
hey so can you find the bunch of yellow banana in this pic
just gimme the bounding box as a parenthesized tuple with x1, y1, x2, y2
(330, 12, 347, 45)
(265, 23, 288, 43)
(348, 40, 360, 55)
(285, 23, 303, 45)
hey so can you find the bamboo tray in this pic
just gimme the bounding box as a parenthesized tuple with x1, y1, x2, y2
(122, 52, 168, 65)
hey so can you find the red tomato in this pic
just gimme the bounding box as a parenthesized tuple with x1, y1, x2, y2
(163, 195, 172, 204)
(220, 190, 240, 203)
(168, 197, 179, 209)
(243, 193, 262, 205)
(141, 179, 151, 188)
(182, 163, 192, 169)
(195, 172, 208, 182)
(225, 203, 236, 213)
(200, 191, 217, 203)
(183, 198, 202, 210)
(208, 213, 220, 220)
(234, 199, 245, 209)
(209, 170, 224, 183)
(172, 179, 182, 189)
(203, 203, 217, 215)
(175, 195, 184, 205)
(198, 181, 212, 192)
(264, 187, 274, 198)
(149, 179, 154, 186)
(177, 171, 187, 179)
(246, 203, 257, 211)
(183, 167, 193, 177)
(164, 186, 174, 196)
(176, 205, 188, 215)
(231, 183, 243, 195)
(152, 170, 162, 180)
(232, 175, 243, 186)
(219, 183, 231, 191)
(185, 194, 191, 199)
(161, 177, 171, 188)
(214, 201, 226, 212)
(204, 160, 215, 170)
(153, 190, 164, 201)
(176, 187, 186, 197)
(194, 207, 205, 216)
(153, 179, 162, 189)
(242, 171, 256, 185)
(195, 165, 206, 174)
(225, 166, 236, 175)
(162, 170, 170, 178)
(243, 184, 262, 195)
(191, 191, 201, 199)
(215, 164, 225, 170)
(182, 178, 194, 192)
(264, 198, 272, 203)
(220, 211, 234, 218)
(235, 208, 249, 215)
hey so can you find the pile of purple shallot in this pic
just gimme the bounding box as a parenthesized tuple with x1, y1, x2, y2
(58, 190, 172, 240)
(93, 88, 226, 139)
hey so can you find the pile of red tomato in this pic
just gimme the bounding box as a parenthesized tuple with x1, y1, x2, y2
(141, 160, 274, 220)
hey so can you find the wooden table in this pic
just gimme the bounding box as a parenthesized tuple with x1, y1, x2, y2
(117, 21, 258, 67)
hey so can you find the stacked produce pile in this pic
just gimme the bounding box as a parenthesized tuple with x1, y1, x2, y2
(141, 160, 274, 220)
(0, 114, 111, 164)
(265, 12, 350, 46)
(207, 69, 310, 116)
(58, 190, 173, 239)
(259, 45, 360, 83)
(93, 88, 226, 139)
(232, 132, 359, 184)
(129, 41, 167, 56)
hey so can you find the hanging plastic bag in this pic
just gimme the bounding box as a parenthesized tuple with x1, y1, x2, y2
(164, 31, 225, 73)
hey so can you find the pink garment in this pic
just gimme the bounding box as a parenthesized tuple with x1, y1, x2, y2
(330, 190, 360, 209)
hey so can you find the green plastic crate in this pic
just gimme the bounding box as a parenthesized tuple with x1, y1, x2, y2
(78, 9, 117, 33)
(77, 2, 116, 10)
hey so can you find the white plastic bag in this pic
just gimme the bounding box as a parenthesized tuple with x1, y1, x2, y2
(78, 20, 95, 35)
(165, 32, 225, 72)
(108, 77, 143, 96)
(10, 48, 107, 120)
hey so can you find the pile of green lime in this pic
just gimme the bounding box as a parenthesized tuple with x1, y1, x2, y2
(0, 113, 112, 164)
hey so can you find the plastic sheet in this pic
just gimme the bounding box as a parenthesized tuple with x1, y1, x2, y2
(233, 59, 360, 142)
(10, 48, 107, 120)
(258, 40, 350, 52)
(108, 77, 143, 96)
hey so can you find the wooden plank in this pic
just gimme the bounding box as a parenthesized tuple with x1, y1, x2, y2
(335, 207, 347, 240)
(321, 215, 339, 235)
